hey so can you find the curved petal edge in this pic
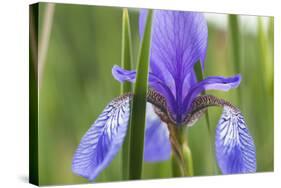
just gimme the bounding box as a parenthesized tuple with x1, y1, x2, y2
(183, 74, 241, 114)
(215, 106, 256, 174)
(72, 94, 131, 181)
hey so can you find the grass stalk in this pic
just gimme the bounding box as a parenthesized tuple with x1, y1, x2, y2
(120, 8, 133, 180)
(228, 15, 242, 105)
(128, 10, 153, 180)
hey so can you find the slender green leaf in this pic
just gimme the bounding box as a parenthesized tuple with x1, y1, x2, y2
(228, 15, 242, 105)
(257, 17, 273, 138)
(268, 17, 274, 95)
(228, 15, 241, 72)
(120, 9, 133, 94)
(269, 17, 274, 47)
(258, 17, 273, 92)
(257, 17, 267, 85)
(120, 8, 133, 180)
(129, 10, 153, 180)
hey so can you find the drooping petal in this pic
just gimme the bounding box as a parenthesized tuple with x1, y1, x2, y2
(144, 104, 171, 162)
(183, 74, 241, 114)
(72, 94, 131, 181)
(215, 106, 256, 174)
(139, 10, 208, 123)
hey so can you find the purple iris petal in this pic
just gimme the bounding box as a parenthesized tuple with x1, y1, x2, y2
(113, 10, 208, 124)
(139, 10, 208, 71)
(139, 10, 208, 124)
(112, 65, 177, 114)
(215, 106, 256, 174)
(144, 104, 171, 162)
(112, 65, 136, 83)
(112, 10, 241, 126)
(72, 95, 131, 181)
(183, 75, 241, 114)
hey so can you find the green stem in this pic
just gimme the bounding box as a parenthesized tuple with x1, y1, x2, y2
(120, 8, 133, 180)
(182, 144, 194, 176)
(179, 127, 194, 176)
(169, 124, 193, 177)
(171, 152, 185, 177)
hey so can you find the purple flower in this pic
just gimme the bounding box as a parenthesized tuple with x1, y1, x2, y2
(113, 11, 241, 124)
(72, 10, 256, 181)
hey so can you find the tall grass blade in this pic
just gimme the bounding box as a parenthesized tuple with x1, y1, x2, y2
(129, 10, 153, 180)
(228, 15, 242, 105)
(258, 17, 272, 91)
(120, 8, 133, 180)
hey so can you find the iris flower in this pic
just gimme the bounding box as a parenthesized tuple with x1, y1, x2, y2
(72, 10, 256, 181)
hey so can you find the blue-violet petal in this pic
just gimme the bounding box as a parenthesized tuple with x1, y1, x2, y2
(72, 95, 131, 181)
(215, 106, 256, 174)
(144, 104, 171, 162)
(183, 75, 241, 113)
(139, 10, 208, 123)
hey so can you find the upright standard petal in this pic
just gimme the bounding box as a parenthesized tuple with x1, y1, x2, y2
(144, 104, 171, 162)
(183, 74, 241, 114)
(215, 106, 256, 174)
(139, 10, 208, 124)
(139, 10, 208, 73)
(72, 94, 131, 181)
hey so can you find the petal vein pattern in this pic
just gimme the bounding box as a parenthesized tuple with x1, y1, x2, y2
(215, 106, 256, 174)
(72, 95, 131, 181)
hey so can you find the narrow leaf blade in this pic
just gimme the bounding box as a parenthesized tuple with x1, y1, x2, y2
(228, 15, 242, 104)
(129, 9, 153, 180)
(121, 8, 133, 94)
(120, 8, 133, 180)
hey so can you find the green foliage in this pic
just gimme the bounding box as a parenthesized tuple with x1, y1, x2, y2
(228, 15, 242, 104)
(128, 10, 153, 180)
(120, 8, 133, 180)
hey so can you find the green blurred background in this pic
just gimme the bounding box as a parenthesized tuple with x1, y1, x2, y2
(36, 3, 274, 185)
